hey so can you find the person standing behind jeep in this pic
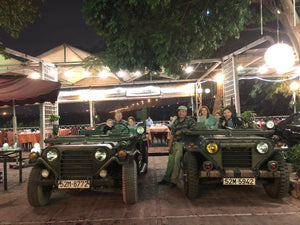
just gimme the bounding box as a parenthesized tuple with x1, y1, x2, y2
(158, 105, 195, 187)
(113, 111, 128, 133)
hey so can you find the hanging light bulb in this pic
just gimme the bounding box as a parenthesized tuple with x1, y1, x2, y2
(264, 43, 295, 74)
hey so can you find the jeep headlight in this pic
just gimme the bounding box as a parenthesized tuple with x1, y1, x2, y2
(47, 150, 58, 162)
(95, 150, 106, 161)
(206, 143, 218, 154)
(265, 120, 275, 129)
(137, 126, 145, 134)
(256, 142, 269, 154)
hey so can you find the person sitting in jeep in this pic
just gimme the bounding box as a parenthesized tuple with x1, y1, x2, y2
(113, 111, 129, 133)
(218, 107, 243, 129)
(103, 119, 114, 134)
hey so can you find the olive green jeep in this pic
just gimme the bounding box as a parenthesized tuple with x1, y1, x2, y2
(182, 125, 289, 199)
(27, 123, 148, 207)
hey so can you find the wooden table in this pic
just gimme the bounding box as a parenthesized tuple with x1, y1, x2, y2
(147, 125, 171, 147)
(0, 148, 23, 191)
(18, 133, 40, 144)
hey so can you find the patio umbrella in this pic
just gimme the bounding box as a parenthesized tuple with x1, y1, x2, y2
(0, 73, 61, 143)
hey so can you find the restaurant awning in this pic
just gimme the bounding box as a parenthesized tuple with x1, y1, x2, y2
(0, 74, 61, 106)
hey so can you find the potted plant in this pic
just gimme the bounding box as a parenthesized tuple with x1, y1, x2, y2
(241, 111, 256, 128)
(49, 114, 60, 136)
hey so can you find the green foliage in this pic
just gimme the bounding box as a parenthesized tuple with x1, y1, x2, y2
(83, 0, 253, 75)
(0, 0, 42, 38)
(241, 110, 256, 125)
(287, 144, 300, 173)
(0, 0, 43, 57)
(239, 80, 292, 115)
(49, 114, 60, 122)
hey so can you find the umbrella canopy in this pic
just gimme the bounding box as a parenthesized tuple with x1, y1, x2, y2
(0, 75, 61, 106)
(0, 73, 61, 145)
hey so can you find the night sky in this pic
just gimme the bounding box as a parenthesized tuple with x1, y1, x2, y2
(0, 0, 102, 56)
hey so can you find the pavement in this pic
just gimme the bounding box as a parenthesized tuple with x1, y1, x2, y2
(0, 147, 300, 225)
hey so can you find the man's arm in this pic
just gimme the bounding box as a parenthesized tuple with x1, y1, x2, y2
(168, 135, 173, 153)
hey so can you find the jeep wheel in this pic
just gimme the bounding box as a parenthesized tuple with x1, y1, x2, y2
(27, 167, 53, 207)
(183, 152, 199, 199)
(122, 160, 138, 204)
(263, 152, 289, 198)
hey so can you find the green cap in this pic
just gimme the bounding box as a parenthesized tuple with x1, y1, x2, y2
(177, 105, 187, 111)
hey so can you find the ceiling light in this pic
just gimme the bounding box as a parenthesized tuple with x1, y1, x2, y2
(29, 72, 40, 79)
(65, 70, 74, 77)
(185, 66, 193, 73)
(214, 73, 224, 84)
(258, 65, 268, 74)
(264, 43, 295, 74)
(237, 66, 244, 71)
(117, 71, 126, 77)
(81, 71, 91, 77)
(99, 71, 109, 78)
(134, 71, 141, 76)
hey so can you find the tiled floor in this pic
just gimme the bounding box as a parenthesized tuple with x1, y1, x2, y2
(0, 148, 300, 225)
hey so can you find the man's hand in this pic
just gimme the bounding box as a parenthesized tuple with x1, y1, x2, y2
(175, 130, 182, 135)
(222, 120, 226, 127)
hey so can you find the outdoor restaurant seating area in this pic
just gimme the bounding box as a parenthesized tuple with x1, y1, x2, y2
(0, 115, 288, 151)
(147, 123, 171, 147)
(0, 126, 95, 150)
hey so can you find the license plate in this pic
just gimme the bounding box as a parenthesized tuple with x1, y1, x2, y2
(58, 180, 90, 189)
(223, 178, 255, 185)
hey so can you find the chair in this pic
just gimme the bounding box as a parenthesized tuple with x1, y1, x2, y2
(71, 127, 79, 135)
(1, 131, 8, 146)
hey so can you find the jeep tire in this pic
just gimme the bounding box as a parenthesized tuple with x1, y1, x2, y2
(27, 167, 53, 207)
(183, 151, 199, 199)
(263, 152, 289, 198)
(122, 160, 138, 204)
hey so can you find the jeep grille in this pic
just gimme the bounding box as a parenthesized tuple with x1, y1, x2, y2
(60, 151, 94, 179)
(222, 147, 252, 168)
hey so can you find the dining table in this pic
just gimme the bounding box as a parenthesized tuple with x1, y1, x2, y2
(59, 129, 71, 136)
(17, 132, 40, 145)
(147, 125, 171, 147)
(0, 147, 23, 191)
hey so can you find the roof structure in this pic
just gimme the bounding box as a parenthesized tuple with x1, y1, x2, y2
(0, 36, 299, 106)
(180, 35, 298, 82)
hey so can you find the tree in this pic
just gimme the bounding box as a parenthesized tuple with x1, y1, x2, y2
(239, 79, 292, 115)
(0, 0, 42, 57)
(83, 0, 253, 75)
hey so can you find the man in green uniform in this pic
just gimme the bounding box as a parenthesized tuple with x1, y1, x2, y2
(113, 111, 128, 133)
(158, 105, 195, 187)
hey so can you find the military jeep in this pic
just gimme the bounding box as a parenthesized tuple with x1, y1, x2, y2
(27, 123, 148, 207)
(182, 125, 289, 199)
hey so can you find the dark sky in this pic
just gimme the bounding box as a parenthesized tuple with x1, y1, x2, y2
(0, 1, 290, 60)
(0, 0, 102, 56)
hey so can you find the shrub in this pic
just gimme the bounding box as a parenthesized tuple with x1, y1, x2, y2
(287, 144, 300, 176)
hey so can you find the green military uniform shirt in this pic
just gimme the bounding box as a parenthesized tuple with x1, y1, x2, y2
(113, 119, 129, 133)
(171, 117, 195, 142)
